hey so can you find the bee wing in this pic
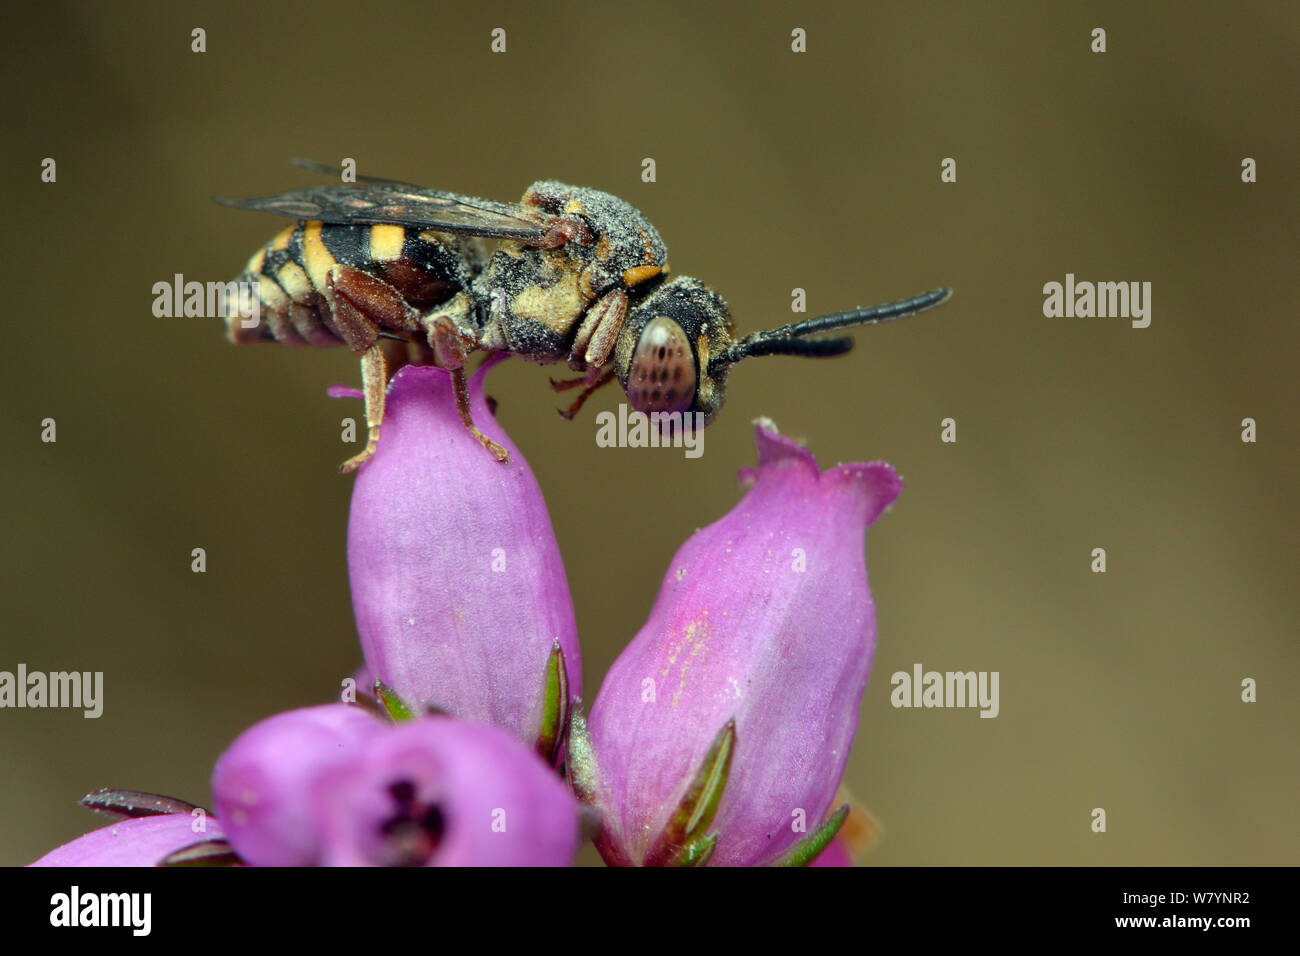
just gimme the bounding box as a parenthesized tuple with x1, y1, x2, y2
(288, 157, 422, 187)
(214, 183, 550, 244)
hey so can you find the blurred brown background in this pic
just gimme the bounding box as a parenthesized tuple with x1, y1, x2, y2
(2, 1, 1296, 866)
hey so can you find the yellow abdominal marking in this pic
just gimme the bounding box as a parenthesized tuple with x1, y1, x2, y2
(301, 221, 337, 294)
(368, 224, 406, 262)
(276, 261, 314, 303)
(257, 274, 289, 309)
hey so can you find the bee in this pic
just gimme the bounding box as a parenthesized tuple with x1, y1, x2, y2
(218, 160, 952, 471)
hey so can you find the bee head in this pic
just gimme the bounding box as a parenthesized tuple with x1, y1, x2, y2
(613, 276, 734, 424)
(615, 282, 954, 425)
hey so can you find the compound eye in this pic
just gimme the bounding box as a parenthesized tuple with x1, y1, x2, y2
(627, 317, 696, 414)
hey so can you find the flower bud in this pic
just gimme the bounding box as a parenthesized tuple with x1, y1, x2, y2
(344, 362, 580, 759)
(212, 704, 386, 865)
(581, 421, 901, 866)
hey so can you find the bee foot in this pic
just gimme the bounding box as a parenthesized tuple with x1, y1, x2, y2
(479, 435, 509, 462)
(339, 448, 374, 474)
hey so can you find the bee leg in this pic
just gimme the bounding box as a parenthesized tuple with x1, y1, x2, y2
(451, 367, 509, 462)
(339, 345, 388, 474)
(549, 361, 608, 391)
(326, 264, 418, 349)
(421, 306, 509, 463)
(567, 289, 628, 371)
(557, 366, 616, 421)
(420, 294, 479, 368)
(549, 370, 596, 392)
(324, 264, 420, 473)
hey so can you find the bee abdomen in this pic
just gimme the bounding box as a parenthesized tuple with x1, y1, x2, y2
(226, 225, 313, 346)
(225, 222, 478, 349)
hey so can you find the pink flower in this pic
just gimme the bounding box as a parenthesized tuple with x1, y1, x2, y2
(35, 705, 580, 867)
(29, 815, 230, 867)
(344, 362, 579, 763)
(574, 421, 901, 866)
(212, 705, 580, 866)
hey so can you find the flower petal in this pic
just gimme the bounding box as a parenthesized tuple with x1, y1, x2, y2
(589, 420, 899, 865)
(211, 704, 386, 866)
(310, 716, 580, 866)
(30, 815, 226, 867)
(346, 362, 581, 753)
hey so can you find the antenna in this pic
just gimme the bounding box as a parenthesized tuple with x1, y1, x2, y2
(710, 287, 952, 374)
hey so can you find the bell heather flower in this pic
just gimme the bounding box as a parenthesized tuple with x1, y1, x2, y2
(343, 361, 580, 761)
(212, 704, 580, 867)
(573, 420, 901, 866)
(30, 814, 229, 867)
(306, 713, 580, 866)
(211, 703, 388, 865)
(33, 704, 578, 867)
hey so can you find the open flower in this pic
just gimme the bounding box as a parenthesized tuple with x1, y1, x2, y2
(213, 704, 579, 866)
(33, 363, 903, 868)
(306, 713, 581, 866)
(573, 421, 901, 866)
(343, 361, 580, 763)
(34, 704, 580, 867)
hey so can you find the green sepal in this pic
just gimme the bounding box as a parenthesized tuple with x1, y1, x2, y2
(665, 831, 718, 867)
(565, 698, 600, 806)
(770, 803, 850, 867)
(373, 679, 416, 723)
(80, 789, 203, 821)
(157, 838, 243, 867)
(534, 639, 569, 765)
(645, 718, 735, 867)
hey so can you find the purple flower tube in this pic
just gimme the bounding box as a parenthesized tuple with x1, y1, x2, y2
(344, 361, 580, 762)
(577, 421, 901, 866)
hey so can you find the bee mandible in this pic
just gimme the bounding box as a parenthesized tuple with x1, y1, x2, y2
(218, 160, 952, 471)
